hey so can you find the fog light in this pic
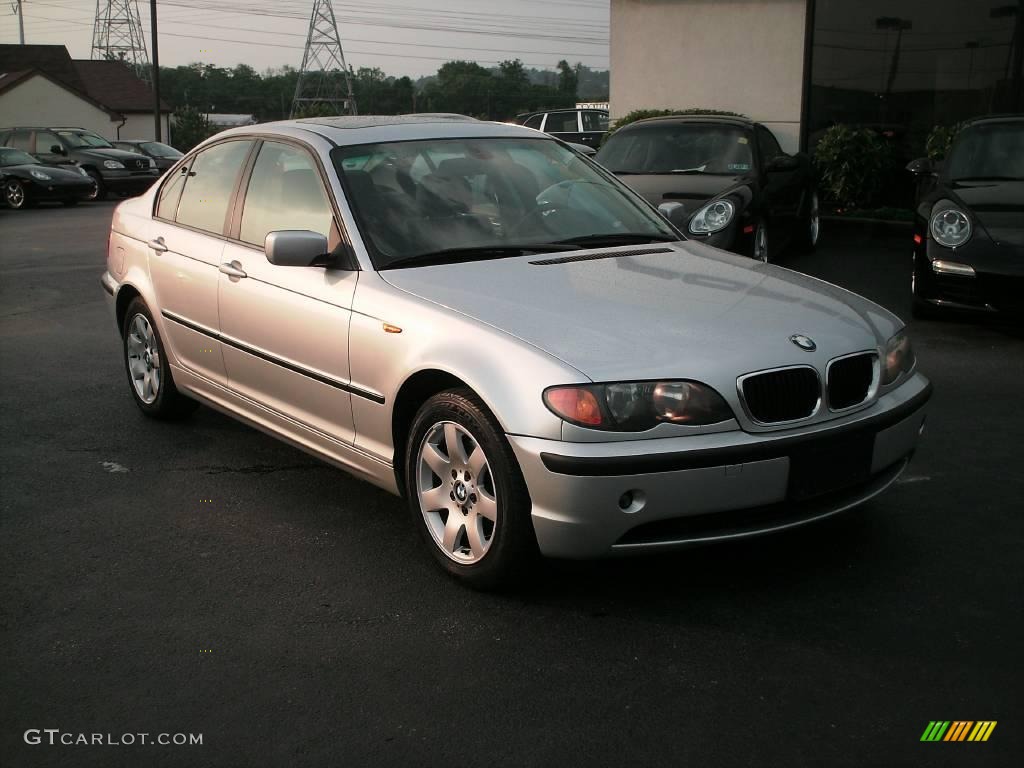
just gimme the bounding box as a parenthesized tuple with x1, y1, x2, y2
(931, 260, 975, 276)
(617, 489, 646, 514)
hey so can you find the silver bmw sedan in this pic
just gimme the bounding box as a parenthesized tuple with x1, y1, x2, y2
(100, 115, 930, 588)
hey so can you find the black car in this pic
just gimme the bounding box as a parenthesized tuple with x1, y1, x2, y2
(595, 115, 819, 261)
(0, 126, 161, 201)
(111, 139, 183, 171)
(907, 115, 1024, 319)
(0, 147, 95, 209)
(515, 108, 609, 149)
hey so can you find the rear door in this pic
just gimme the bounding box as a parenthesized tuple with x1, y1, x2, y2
(543, 110, 584, 144)
(148, 139, 254, 385)
(579, 111, 609, 148)
(218, 139, 358, 443)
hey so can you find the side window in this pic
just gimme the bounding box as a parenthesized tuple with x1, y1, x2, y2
(582, 111, 609, 132)
(156, 164, 189, 220)
(35, 131, 61, 154)
(756, 126, 783, 162)
(117, 143, 142, 154)
(239, 141, 334, 247)
(523, 114, 543, 130)
(10, 130, 33, 151)
(545, 111, 579, 133)
(174, 140, 253, 234)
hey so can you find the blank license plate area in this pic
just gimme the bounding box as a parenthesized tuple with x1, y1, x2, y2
(787, 432, 875, 500)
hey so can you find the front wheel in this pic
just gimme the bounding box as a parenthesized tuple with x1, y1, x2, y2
(405, 389, 538, 589)
(85, 169, 106, 201)
(4, 179, 32, 209)
(122, 298, 198, 419)
(753, 219, 770, 263)
(795, 190, 820, 252)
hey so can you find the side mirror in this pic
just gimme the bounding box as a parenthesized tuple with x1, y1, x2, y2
(906, 157, 934, 176)
(765, 155, 800, 173)
(50, 144, 66, 155)
(658, 201, 688, 227)
(265, 230, 329, 267)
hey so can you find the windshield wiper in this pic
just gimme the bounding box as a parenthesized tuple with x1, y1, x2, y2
(380, 244, 577, 269)
(548, 233, 680, 248)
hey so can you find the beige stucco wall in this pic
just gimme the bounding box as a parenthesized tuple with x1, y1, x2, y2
(119, 113, 172, 143)
(610, 0, 808, 153)
(0, 74, 116, 136)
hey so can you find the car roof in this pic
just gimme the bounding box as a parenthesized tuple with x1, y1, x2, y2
(515, 107, 606, 119)
(619, 114, 755, 131)
(962, 113, 1024, 127)
(214, 114, 549, 147)
(0, 126, 91, 131)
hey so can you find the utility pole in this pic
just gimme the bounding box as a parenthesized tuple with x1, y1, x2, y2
(11, 0, 25, 44)
(291, 0, 357, 118)
(150, 0, 161, 141)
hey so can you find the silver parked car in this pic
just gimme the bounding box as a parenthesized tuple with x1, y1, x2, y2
(101, 115, 930, 587)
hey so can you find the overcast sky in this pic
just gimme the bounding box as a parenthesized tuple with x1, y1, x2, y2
(1, 0, 609, 77)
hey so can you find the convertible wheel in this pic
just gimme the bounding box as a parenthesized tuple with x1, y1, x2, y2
(796, 190, 820, 252)
(753, 220, 770, 263)
(406, 389, 538, 589)
(122, 298, 198, 420)
(4, 179, 32, 209)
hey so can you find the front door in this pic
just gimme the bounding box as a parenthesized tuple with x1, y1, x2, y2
(218, 139, 358, 444)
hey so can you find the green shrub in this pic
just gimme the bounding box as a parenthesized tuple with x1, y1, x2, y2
(170, 106, 216, 153)
(813, 124, 892, 210)
(925, 122, 966, 162)
(605, 108, 747, 140)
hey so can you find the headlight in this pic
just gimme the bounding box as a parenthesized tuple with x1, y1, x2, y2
(30, 169, 52, 180)
(882, 330, 915, 386)
(930, 207, 971, 248)
(689, 199, 735, 235)
(544, 380, 734, 431)
(103, 160, 125, 169)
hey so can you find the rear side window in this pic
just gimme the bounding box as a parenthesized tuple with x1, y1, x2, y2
(35, 131, 61, 153)
(523, 114, 543, 130)
(156, 166, 189, 220)
(545, 112, 579, 133)
(172, 140, 252, 234)
(239, 141, 334, 246)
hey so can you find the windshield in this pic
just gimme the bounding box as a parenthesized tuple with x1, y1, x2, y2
(332, 137, 677, 268)
(946, 122, 1024, 181)
(141, 141, 183, 158)
(0, 148, 40, 166)
(58, 131, 114, 149)
(597, 124, 753, 175)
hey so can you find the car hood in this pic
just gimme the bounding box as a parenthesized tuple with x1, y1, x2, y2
(380, 241, 901, 383)
(948, 179, 1024, 246)
(77, 147, 144, 162)
(3, 163, 91, 182)
(613, 172, 749, 211)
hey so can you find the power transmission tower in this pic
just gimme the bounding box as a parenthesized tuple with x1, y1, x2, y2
(291, 0, 357, 118)
(91, 0, 151, 83)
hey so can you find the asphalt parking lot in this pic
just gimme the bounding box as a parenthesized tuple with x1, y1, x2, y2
(1, 202, 1022, 767)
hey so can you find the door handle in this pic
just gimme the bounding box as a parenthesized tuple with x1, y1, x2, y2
(219, 261, 247, 279)
(148, 236, 168, 253)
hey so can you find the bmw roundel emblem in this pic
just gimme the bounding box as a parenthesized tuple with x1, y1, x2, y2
(790, 334, 817, 351)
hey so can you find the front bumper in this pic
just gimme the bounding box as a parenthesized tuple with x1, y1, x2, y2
(510, 373, 931, 559)
(101, 168, 161, 194)
(23, 178, 95, 201)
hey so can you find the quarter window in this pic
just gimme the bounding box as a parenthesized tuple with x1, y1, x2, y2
(156, 165, 189, 221)
(239, 142, 334, 246)
(756, 126, 783, 163)
(173, 140, 253, 234)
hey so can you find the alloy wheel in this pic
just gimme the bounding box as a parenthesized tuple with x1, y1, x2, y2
(5, 180, 25, 209)
(126, 313, 161, 404)
(416, 421, 498, 564)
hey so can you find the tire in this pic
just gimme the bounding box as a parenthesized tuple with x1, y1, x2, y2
(85, 169, 106, 201)
(121, 298, 198, 420)
(4, 179, 32, 209)
(794, 189, 820, 253)
(753, 219, 770, 263)
(405, 389, 539, 589)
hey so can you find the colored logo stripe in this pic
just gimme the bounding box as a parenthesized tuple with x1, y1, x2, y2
(920, 721, 996, 742)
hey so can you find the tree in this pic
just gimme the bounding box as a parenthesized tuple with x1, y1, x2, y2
(171, 106, 215, 152)
(557, 60, 578, 99)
